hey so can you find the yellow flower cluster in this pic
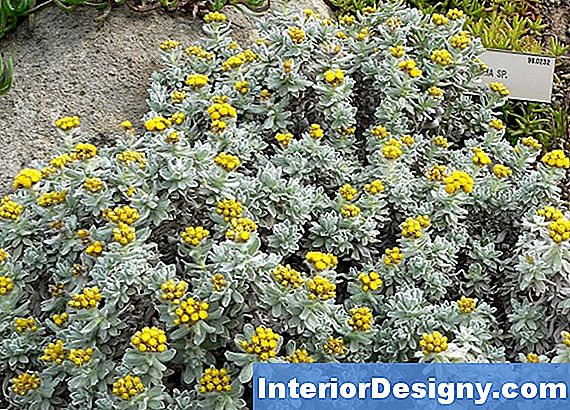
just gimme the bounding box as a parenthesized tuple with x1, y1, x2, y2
(38, 190, 67, 207)
(323, 69, 344, 87)
(493, 164, 513, 178)
(398, 59, 422, 77)
(13, 168, 42, 189)
(275, 132, 294, 147)
(358, 271, 382, 292)
(522, 137, 542, 150)
(371, 125, 389, 139)
(527, 353, 540, 363)
(240, 326, 280, 361)
(211, 274, 226, 291)
(85, 241, 104, 257)
(185, 45, 215, 60)
(541, 150, 570, 169)
(73, 143, 97, 160)
(549, 218, 570, 243)
(472, 147, 492, 166)
(457, 296, 476, 314)
(427, 164, 447, 181)
(355, 27, 370, 41)
(431, 13, 448, 25)
(260, 89, 271, 100)
(171, 90, 186, 103)
(434, 136, 449, 148)
(288, 27, 305, 43)
(174, 297, 209, 326)
(221, 49, 257, 71)
(161, 279, 187, 304)
(68, 348, 93, 366)
(121, 120, 133, 130)
(52, 312, 69, 327)
(348, 307, 373, 331)
(41, 340, 66, 364)
(489, 82, 510, 96)
(145, 116, 172, 132)
(0, 196, 24, 220)
(341, 204, 361, 218)
(235, 80, 249, 94)
(389, 45, 405, 58)
(444, 170, 474, 194)
(402, 135, 414, 146)
(113, 223, 135, 245)
(386, 17, 401, 30)
(427, 86, 443, 98)
(307, 275, 336, 301)
(199, 367, 232, 394)
(339, 183, 357, 201)
(216, 198, 243, 221)
(431, 49, 453, 66)
(401, 217, 425, 239)
(562, 331, 570, 347)
(272, 264, 304, 289)
(204, 11, 227, 23)
(84, 177, 104, 193)
(537, 206, 564, 221)
(0, 248, 8, 263)
(383, 247, 404, 266)
(186, 73, 209, 88)
(283, 58, 293, 73)
(323, 337, 346, 356)
(50, 153, 74, 169)
(131, 326, 168, 353)
(286, 349, 315, 363)
(159, 39, 179, 50)
(339, 14, 355, 25)
(165, 131, 180, 144)
(103, 205, 140, 225)
(15, 317, 38, 333)
(226, 217, 258, 242)
(383, 138, 403, 159)
(364, 179, 384, 195)
(420, 331, 448, 355)
(112, 374, 144, 400)
(306, 251, 338, 271)
(309, 123, 324, 139)
(117, 150, 146, 168)
(172, 111, 186, 124)
(208, 96, 237, 133)
(68, 286, 103, 309)
(10, 372, 41, 396)
(450, 31, 471, 49)
(181, 226, 210, 246)
(489, 118, 505, 130)
(214, 152, 241, 172)
(55, 115, 80, 131)
(447, 8, 464, 19)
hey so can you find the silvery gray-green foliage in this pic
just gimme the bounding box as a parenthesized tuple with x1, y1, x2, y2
(0, 1, 569, 409)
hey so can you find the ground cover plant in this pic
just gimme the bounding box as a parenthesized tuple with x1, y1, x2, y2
(1, 2, 570, 409)
(327, 0, 570, 151)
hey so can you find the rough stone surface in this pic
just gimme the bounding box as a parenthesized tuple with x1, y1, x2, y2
(0, 0, 330, 194)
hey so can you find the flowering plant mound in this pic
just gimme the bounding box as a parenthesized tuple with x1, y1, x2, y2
(1, 4, 570, 409)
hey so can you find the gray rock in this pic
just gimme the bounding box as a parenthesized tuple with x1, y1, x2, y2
(0, 0, 330, 194)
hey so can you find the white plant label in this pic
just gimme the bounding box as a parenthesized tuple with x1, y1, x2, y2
(479, 49, 555, 103)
